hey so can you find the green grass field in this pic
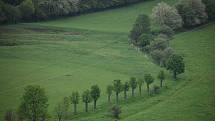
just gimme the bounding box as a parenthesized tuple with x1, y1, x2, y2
(0, 0, 215, 120)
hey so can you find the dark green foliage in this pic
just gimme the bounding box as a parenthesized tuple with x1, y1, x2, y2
(129, 77, 137, 97)
(203, 0, 215, 20)
(2, 4, 21, 23)
(166, 54, 185, 79)
(123, 81, 129, 100)
(113, 80, 123, 103)
(137, 33, 153, 48)
(144, 74, 154, 95)
(151, 25, 175, 39)
(158, 70, 165, 87)
(90, 85, 101, 110)
(2, 0, 24, 6)
(54, 97, 70, 121)
(18, 85, 48, 121)
(106, 85, 113, 102)
(150, 37, 168, 51)
(111, 105, 121, 120)
(19, 0, 35, 20)
(153, 85, 160, 94)
(176, 0, 208, 27)
(70, 91, 79, 114)
(130, 14, 151, 45)
(82, 89, 92, 112)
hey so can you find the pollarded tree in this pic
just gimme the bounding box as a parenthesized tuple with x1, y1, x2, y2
(18, 85, 48, 121)
(158, 70, 165, 87)
(176, 0, 208, 27)
(106, 85, 113, 102)
(113, 80, 123, 103)
(122, 81, 129, 100)
(129, 14, 151, 45)
(90, 85, 101, 110)
(129, 77, 137, 97)
(151, 2, 183, 30)
(144, 74, 154, 95)
(137, 78, 144, 95)
(82, 89, 92, 112)
(70, 91, 79, 114)
(166, 54, 185, 79)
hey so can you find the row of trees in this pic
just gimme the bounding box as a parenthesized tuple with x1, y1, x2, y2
(5, 69, 168, 121)
(0, 0, 144, 24)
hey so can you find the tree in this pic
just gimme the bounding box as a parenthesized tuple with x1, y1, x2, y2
(113, 80, 123, 103)
(82, 89, 92, 112)
(166, 54, 185, 79)
(19, 0, 35, 20)
(3, 4, 21, 23)
(4, 110, 18, 121)
(176, 0, 208, 27)
(144, 74, 154, 95)
(136, 33, 153, 48)
(158, 70, 165, 87)
(54, 97, 69, 121)
(2, 0, 24, 6)
(130, 14, 150, 45)
(137, 78, 144, 95)
(111, 105, 121, 120)
(151, 25, 175, 39)
(151, 2, 182, 30)
(70, 91, 79, 114)
(18, 85, 48, 121)
(90, 85, 101, 110)
(129, 77, 137, 97)
(122, 81, 129, 100)
(106, 85, 113, 102)
(203, 0, 215, 20)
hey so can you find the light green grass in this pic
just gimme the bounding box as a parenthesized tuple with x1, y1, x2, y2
(0, 0, 215, 120)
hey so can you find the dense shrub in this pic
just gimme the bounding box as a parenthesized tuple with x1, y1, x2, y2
(2, 4, 21, 23)
(176, 0, 208, 27)
(151, 2, 183, 30)
(202, 0, 215, 20)
(19, 0, 35, 21)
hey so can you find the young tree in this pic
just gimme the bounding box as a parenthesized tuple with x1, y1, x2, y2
(137, 78, 144, 95)
(176, 0, 208, 27)
(18, 85, 48, 121)
(144, 74, 154, 95)
(130, 14, 150, 45)
(54, 97, 69, 121)
(113, 80, 123, 103)
(151, 2, 182, 30)
(122, 81, 129, 100)
(106, 85, 113, 102)
(203, 0, 215, 20)
(90, 85, 101, 110)
(166, 54, 185, 79)
(158, 70, 165, 87)
(129, 77, 137, 97)
(111, 105, 121, 120)
(70, 91, 79, 114)
(82, 89, 92, 112)
(4, 110, 18, 121)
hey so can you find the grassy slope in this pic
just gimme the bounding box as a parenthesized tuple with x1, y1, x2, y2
(34, 0, 177, 33)
(0, 0, 215, 120)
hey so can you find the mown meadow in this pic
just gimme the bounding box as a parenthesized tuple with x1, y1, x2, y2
(0, 0, 214, 120)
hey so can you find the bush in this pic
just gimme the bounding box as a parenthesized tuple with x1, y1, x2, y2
(19, 0, 35, 21)
(137, 33, 153, 48)
(176, 0, 208, 27)
(151, 25, 175, 39)
(111, 105, 121, 119)
(202, 0, 215, 20)
(150, 37, 168, 51)
(130, 14, 150, 45)
(151, 2, 183, 30)
(3, 4, 21, 23)
(153, 85, 160, 94)
(0, 2, 7, 24)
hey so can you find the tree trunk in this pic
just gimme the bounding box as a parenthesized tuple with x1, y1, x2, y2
(108, 95, 111, 102)
(147, 84, 150, 95)
(74, 103, 77, 114)
(139, 86, 142, 95)
(124, 90, 127, 100)
(85, 102, 88, 112)
(94, 100, 97, 110)
(160, 79, 163, 87)
(173, 71, 177, 80)
(116, 92, 119, 103)
(132, 88, 134, 97)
